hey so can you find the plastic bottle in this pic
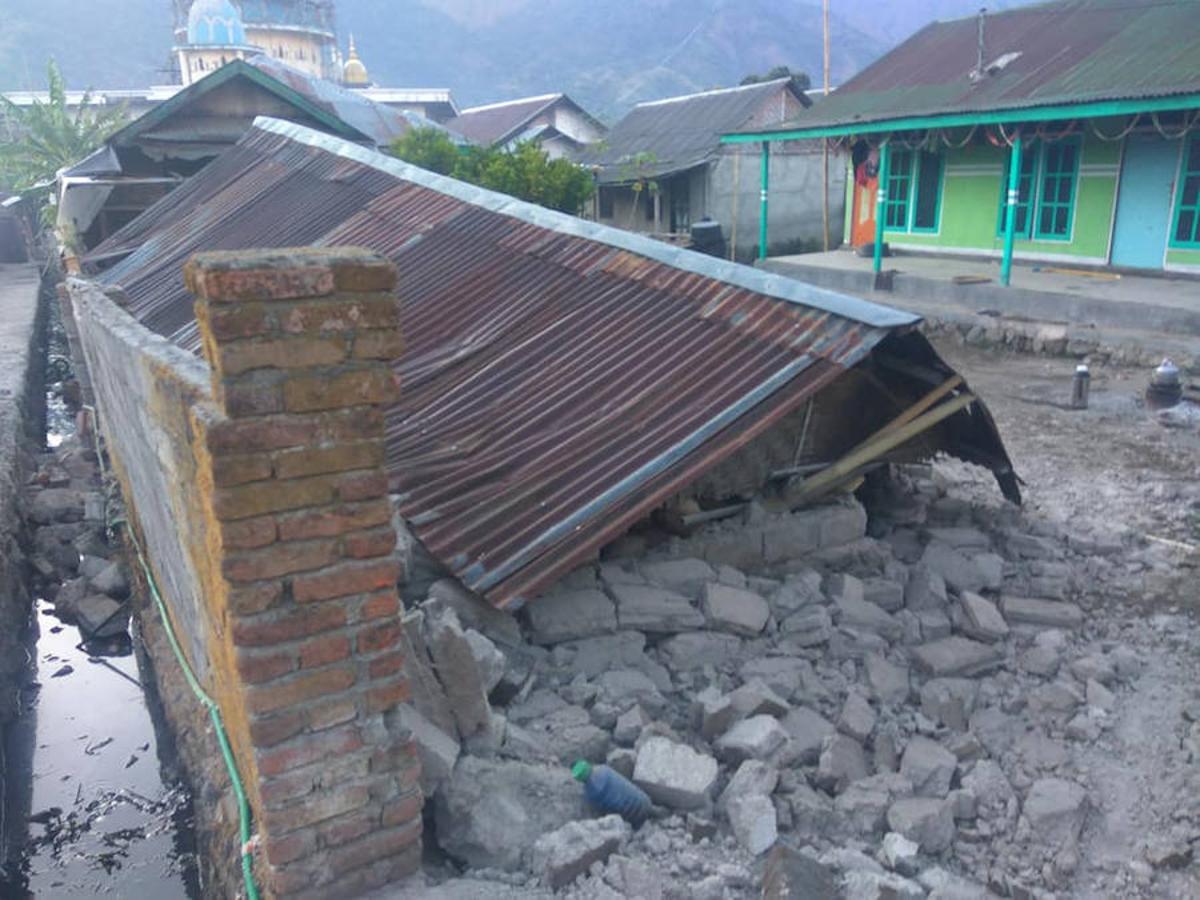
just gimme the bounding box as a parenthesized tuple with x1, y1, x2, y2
(572, 760, 651, 824)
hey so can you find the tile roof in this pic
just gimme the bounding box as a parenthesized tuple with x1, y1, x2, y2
(85, 116, 1016, 608)
(736, 0, 1200, 137)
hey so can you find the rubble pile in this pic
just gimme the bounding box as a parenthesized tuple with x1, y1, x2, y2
(398, 465, 1200, 898)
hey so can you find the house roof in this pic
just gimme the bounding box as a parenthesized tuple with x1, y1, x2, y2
(84, 116, 1015, 609)
(729, 0, 1200, 141)
(580, 79, 805, 184)
(446, 93, 599, 147)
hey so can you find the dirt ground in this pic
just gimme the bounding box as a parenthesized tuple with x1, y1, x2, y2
(934, 339, 1200, 898)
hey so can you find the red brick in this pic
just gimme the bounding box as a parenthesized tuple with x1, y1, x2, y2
(223, 538, 339, 583)
(219, 515, 277, 551)
(367, 651, 405, 680)
(381, 791, 422, 829)
(357, 622, 401, 655)
(228, 581, 284, 616)
(250, 709, 307, 748)
(260, 752, 371, 810)
(351, 329, 405, 361)
(273, 440, 385, 480)
(299, 634, 351, 669)
(283, 366, 399, 414)
(246, 664, 358, 715)
(218, 372, 285, 418)
(278, 294, 398, 335)
(276, 500, 391, 541)
(264, 827, 317, 866)
(257, 723, 364, 777)
(212, 474, 338, 521)
(335, 470, 389, 502)
(232, 603, 347, 647)
(342, 526, 396, 560)
(358, 590, 400, 622)
(263, 784, 371, 835)
(362, 680, 410, 714)
(214, 334, 352, 377)
(293, 559, 400, 604)
(235, 647, 296, 684)
(188, 262, 335, 302)
(320, 807, 380, 848)
(318, 407, 386, 443)
(211, 453, 273, 488)
(204, 415, 318, 455)
(330, 258, 397, 292)
(328, 822, 421, 877)
(307, 697, 358, 732)
(199, 300, 276, 340)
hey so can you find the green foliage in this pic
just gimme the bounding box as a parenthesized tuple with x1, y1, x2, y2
(388, 128, 594, 215)
(0, 59, 127, 191)
(740, 65, 812, 94)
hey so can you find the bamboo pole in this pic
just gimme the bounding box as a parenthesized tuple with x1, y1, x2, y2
(786, 392, 976, 506)
(822, 0, 831, 251)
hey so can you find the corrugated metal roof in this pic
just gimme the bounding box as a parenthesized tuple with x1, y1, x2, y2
(738, 0, 1200, 137)
(447, 94, 565, 146)
(580, 79, 803, 183)
(85, 116, 1012, 608)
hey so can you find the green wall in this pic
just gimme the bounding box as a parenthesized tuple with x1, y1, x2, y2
(885, 133, 1120, 264)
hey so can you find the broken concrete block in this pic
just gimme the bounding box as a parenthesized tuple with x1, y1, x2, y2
(842, 868, 926, 899)
(919, 678, 978, 732)
(825, 572, 864, 604)
(692, 686, 739, 741)
(816, 733, 869, 795)
(401, 611, 460, 738)
(778, 606, 833, 646)
(525, 589, 617, 645)
(1086, 678, 1115, 711)
(89, 561, 129, 599)
(640, 558, 716, 597)
(718, 759, 779, 814)
(864, 653, 909, 704)
(397, 704, 460, 796)
(728, 678, 790, 718)
(958, 591, 1009, 643)
(834, 772, 913, 836)
(76, 594, 128, 638)
(609, 583, 704, 633)
(426, 606, 492, 738)
(559, 631, 647, 678)
(971, 552, 1004, 591)
(727, 793, 777, 855)
(715, 715, 789, 763)
(595, 668, 666, 715)
(914, 608, 952, 640)
(838, 692, 877, 743)
(429, 577, 523, 646)
(700, 582, 770, 636)
(879, 831, 920, 875)
(887, 797, 956, 853)
(905, 565, 948, 611)
(910, 636, 1004, 677)
(613, 705, 651, 746)
(780, 707, 836, 765)
(999, 596, 1084, 629)
(920, 542, 988, 594)
(464, 629, 506, 694)
(926, 527, 990, 551)
(656, 631, 743, 670)
(1022, 777, 1088, 847)
(632, 736, 719, 809)
(434, 756, 585, 870)
(863, 578, 905, 612)
(834, 595, 903, 642)
(762, 843, 840, 899)
(900, 736, 956, 798)
(529, 814, 630, 889)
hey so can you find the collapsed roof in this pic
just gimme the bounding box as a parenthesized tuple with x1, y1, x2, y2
(85, 116, 1018, 609)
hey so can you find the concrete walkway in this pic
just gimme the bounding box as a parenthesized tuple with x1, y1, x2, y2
(761, 250, 1200, 348)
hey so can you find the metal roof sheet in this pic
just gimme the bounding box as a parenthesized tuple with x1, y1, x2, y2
(86, 117, 1010, 608)
(737, 0, 1200, 137)
(447, 94, 565, 146)
(580, 79, 804, 183)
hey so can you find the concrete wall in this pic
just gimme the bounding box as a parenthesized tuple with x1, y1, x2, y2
(67, 249, 421, 899)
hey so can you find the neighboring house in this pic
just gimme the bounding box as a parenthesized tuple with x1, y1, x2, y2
(57, 56, 455, 251)
(580, 78, 839, 259)
(446, 94, 606, 159)
(728, 0, 1200, 277)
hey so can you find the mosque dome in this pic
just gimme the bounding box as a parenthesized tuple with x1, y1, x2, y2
(187, 0, 248, 46)
(342, 34, 370, 87)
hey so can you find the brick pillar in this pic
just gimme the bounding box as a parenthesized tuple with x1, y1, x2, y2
(184, 248, 421, 899)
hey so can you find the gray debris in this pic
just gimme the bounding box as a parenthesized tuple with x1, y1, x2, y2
(816, 733, 870, 794)
(905, 565, 948, 611)
(879, 831, 920, 875)
(89, 560, 129, 599)
(920, 542, 989, 594)
(718, 759, 779, 813)
(838, 692, 877, 743)
(529, 814, 630, 889)
(887, 797, 956, 853)
(526, 589, 617, 644)
(999, 596, 1084, 629)
(900, 736, 957, 798)
(609, 583, 704, 633)
(780, 707, 836, 764)
(639, 558, 715, 597)
(842, 869, 926, 900)
(910, 636, 1004, 677)
(397, 704, 460, 796)
(1022, 777, 1088, 847)
(864, 653, 910, 704)
(958, 591, 1009, 643)
(834, 594, 904, 642)
(429, 577, 524, 646)
(727, 793, 777, 855)
(75, 594, 128, 638)
(761, 843, 840, 899)
(700, 582, 770, 635)
(427, 606, 493, 738)
(632, 736, 719, 809)
(464, 629, 506, 694)
(656, 631, 742, 670)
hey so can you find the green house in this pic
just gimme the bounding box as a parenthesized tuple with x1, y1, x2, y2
(725, 0, 1200, 281)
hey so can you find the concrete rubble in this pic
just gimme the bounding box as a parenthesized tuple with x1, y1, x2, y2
(390, 467, 1200, 899)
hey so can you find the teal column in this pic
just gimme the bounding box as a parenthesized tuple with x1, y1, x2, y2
(872, 141, 891, 274)
(1000, 133, 1023, 287)
(758, 141, 770, 260)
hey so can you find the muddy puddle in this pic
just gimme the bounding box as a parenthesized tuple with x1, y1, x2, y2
(0, 603, 200, 896)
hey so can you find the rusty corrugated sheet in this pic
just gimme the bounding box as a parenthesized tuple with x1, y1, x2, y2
(743, 0, 1200, 135)
(88, 117, 946, 608)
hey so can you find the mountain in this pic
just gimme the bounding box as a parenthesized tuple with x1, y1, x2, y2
(1, 0, 1032, 120)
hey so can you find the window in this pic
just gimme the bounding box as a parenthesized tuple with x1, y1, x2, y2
(598, 188, 614, 219)
(996, 146, 1037, 238)
(994, 137, 1082, 242)
(1035, 138, 1080, 239)
(1172, 137, 1200, 247)
(883, 148, 942, 233)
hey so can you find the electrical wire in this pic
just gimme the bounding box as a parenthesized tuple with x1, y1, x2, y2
(81, 405, 260, 900)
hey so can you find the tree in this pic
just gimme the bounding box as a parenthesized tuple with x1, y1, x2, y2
(388, 128, 594, 216)
(0, 59, 127, 192)
(740, 65, 812, 94)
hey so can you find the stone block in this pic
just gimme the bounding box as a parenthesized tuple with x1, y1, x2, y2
(815, 733, 869, 795)
(716, 715, 789, 763)
(900, 736, 956, 798)
(633, 736, 719, 809)
(905, 565, 948, 611)
(838, 692, 877, 743)
(920, 542, 988, 594)
(640, 558, 715, 597)
(958, 591, 1009, 643)
(396, 705, 459, 797)
(780, 707, 836, 765)
(999, 596, 1084, 629)
(910, 637, 1004, 677)
(700, 582, 770, 635)
(656, 631, 742, 670)
(864, 653, 909, 704)
(525, 588, 617, 645)
(609, 583, 704, 633)
(727, 793, 778, 855)
(1022, 777, 1088, 847)
(834, 595, 903, 642)
(887, 797, 956, 853)
(530, 815, 630, 889)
